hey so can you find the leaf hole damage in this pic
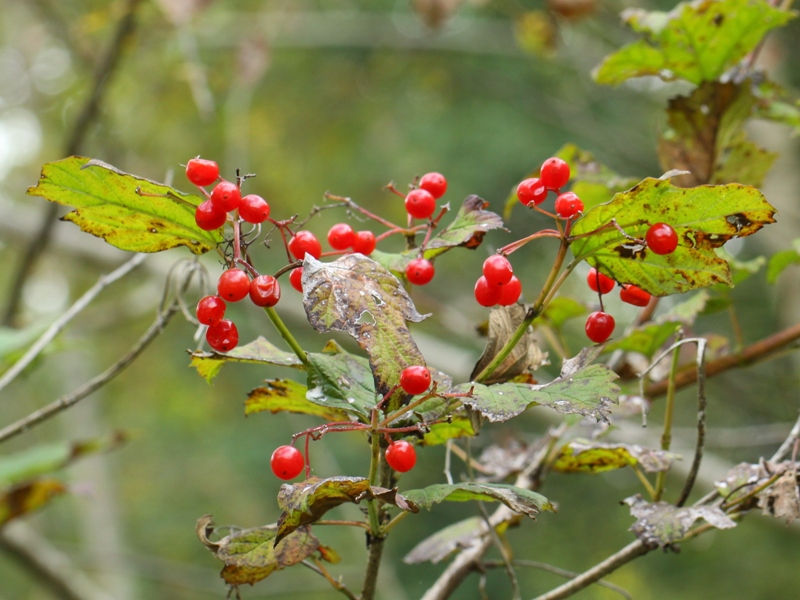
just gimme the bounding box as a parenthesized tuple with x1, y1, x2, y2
(613, 242, 647, 260)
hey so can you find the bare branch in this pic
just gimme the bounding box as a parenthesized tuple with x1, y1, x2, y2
(676, 339, 708, 507)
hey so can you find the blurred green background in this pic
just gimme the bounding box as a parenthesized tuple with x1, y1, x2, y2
(1, 0, 799, 598)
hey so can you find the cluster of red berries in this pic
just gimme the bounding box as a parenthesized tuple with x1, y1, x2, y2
(517, 157, 583, 219)
(583, 222, 678, 344)
(401, 172, 448, 287)
(474, 254, 522, 307)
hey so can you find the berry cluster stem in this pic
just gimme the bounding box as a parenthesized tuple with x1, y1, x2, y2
(262, 307, 312, 370)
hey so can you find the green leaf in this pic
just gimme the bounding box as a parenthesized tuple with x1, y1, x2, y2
(570, 177, 776, 296)
(754, 79, 800, 136)
(767, 239, 800, 284)
(245, 379, 350, 421)
(421, 418, 476, 446)
(306, 343, 377, 421)
(624, 494, 735, 547)
(276, 477, 418, 544)
(196, 516, 332, 587)
(455, 348, 619, 422)
(594, 0, 796, 86)
(189, 337, 304, 384)
(534, 296, 587, 330)
(0, 479, 66, 527)
(302, 254, 427, 409)
(553, 440, 681, 474)
(0, 432, 128, 488)
(658, 81, 777, 187)
(27, 157, 223, 255)
(403, 482, 553, 517)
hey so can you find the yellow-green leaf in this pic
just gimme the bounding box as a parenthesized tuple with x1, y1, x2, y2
(245, 379, 349, 421)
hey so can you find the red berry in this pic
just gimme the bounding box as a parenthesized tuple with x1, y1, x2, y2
(352, 230, 377, 255)
(249, 274, 281, 307)
(217, 269, 250, 302)
(406, 258, 434, 285)
(288, 230, 322, 260)
(185, 158, 219, 186)
(619, 284, 651, 307)
(540, 157, 570, 191)
(587, 268, 615, 295)
(498, 276, 522, 306)
(289, 267, 304, 293)
(400, 365, 431, 395)
(270, 445, 304, 480)
(554, 191, 584, 219)
(196, 295, 226, 325)
(482, 255, 513, 286)
(405, 189, 437, 220)
(646, 223, 678, 255)
(239, 194, 270, 224)
(210, 180, 241, 212)
(517, 177, 548, 206)
(419, 172, 447, 199)
(385, 440, 417, 473)
(585, 311, 615, 343)
(206, 319, 238, 352)
(327, 223, 356, 250)
(195, 200, 227, 231)
(474, 276, 502, 307)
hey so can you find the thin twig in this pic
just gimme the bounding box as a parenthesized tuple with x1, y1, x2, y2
(0, 254, 147, 395)
(770, 414, 800, 462)
(301, 560, 358, 600)
(676, 339, 708, 507)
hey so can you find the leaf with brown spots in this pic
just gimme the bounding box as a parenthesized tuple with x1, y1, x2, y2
(245, 379, 350, 421)
(553, 440, 681, 474)
(570, 177, 776, 296)
(302, 254, 427, 411)
(0, 479, 66, 527)
(27, 157, 223, 255)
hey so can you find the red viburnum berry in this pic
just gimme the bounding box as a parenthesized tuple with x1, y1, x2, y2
(270, 445, 304, 480)
(185, 158, 219, 187)
(474, 276, 502, 307)
(620, 284, 651, 307)
(206, 319, 238, 352)
(540, 157, 570, 191)
(352, 230, 376, 255)
(217, 269, 250, 302)
(405, 188, 436, 220)
(327, 223, 356, 250)
(196, 295, 226, 326)
(406, 258, 434, 285)
(554, 191, 584, 219)
(239, 194, 270, 224)
(516, 177, 548, 206)
(249, 275, 281, 307)
(482, 255, 513, 286)
(289, 267, 303, 293)
(195, 200, 227, 231)
(587, 268, 615, 295)
(288, 230, 322, 260)
(498, 276, 522, 306)
(646, 223, 678, 255)
(385, 440, 416, 473)
(210, 180, 241, 212)
(400, 365, 431, 395)
(585, 311, 615, 344)
(419, 172, 447, 199)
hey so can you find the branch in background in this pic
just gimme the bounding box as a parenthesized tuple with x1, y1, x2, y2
(0, 522, 115, 600)
(3, 0, 146, 327)
(676, 339, 708, 507)
(0, 254, 147, 395)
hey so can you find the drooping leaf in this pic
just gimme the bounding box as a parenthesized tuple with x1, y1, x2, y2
(534, 296, 587, 331)
(594, 0, 796, 86)
(623, 494, 736, 547)
(276, 477, 418, 544)
(570, 177, 776, 296)
(403, 482, 553, 518)
(757, 467, 800, 525)
(302, 254, 427, 409)
(766, 239, 800, 284)
(658, 81, 777, 187)
(0, 432, 128, 488)
(245, 379, 350, 422)
(189, 337, 304, 384)
(305, 342, 377, 421)
(553, 440, 681, 474)
(196, 515, 332, 587)
(27, 157, 222, 255)
(0, 479, 66, 527)
(470, 304, 547, 385)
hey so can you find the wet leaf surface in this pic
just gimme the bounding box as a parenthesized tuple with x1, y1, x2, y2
(305, 341, 377, 421)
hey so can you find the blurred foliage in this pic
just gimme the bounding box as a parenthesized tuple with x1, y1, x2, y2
(0, 0, 799, 599)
